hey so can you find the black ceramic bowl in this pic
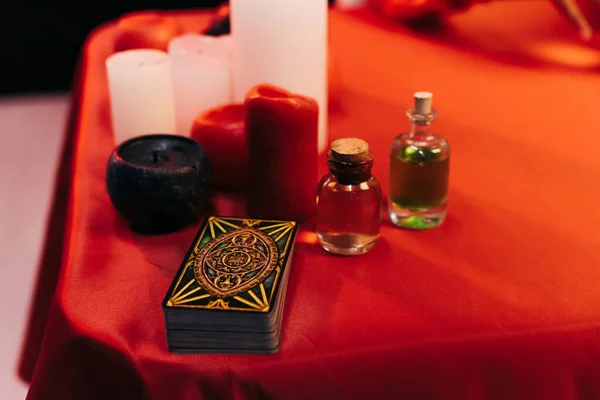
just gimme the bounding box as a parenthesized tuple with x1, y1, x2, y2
(106, 134, 212, 234)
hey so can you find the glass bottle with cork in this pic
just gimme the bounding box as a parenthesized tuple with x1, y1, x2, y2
(316, 138, 382, 255)
(389, 92, 450, 229)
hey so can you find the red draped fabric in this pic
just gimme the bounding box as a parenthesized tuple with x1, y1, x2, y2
(25, 4, 600, 399)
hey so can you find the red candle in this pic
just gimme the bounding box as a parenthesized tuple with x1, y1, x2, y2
(191, 104, 247, 192)
(245, 84, 319, 221)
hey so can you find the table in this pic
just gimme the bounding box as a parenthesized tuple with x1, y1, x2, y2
(26, 4, 600, 399)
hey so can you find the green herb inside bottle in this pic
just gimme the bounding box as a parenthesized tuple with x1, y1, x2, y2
(388, 92, 450, 229)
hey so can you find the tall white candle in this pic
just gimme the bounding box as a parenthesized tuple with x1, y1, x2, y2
(168, 34, 233, 136)
(230, 0, 328, 153)
(106, 49, 176, 145)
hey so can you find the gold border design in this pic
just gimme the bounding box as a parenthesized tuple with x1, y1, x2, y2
(164, 217, 297, 312)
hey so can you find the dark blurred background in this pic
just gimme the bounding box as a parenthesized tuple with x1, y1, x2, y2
(1, 1, 338, 95)
(1, 1, 226, 95)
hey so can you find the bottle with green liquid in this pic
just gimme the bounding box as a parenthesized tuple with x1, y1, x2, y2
(389, 91, 450, 229)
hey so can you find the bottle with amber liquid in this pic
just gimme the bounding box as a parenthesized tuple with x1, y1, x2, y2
(389, 92, 450, 229)
(316, 138, 382, 255)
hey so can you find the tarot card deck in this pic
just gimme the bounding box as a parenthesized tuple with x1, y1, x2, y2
(162, 216, 298, 354)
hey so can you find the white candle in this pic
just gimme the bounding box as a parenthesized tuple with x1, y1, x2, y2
(168, 34, 232, 136)
(230, 0, 328, 153)
(105, 49, 176, 145)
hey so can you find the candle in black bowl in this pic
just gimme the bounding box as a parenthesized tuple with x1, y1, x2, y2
(106, 134, 212, 234)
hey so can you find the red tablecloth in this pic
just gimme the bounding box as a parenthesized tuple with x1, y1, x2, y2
(27, 4, 600, 399)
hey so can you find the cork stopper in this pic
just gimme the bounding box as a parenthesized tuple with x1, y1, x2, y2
(414, 91, 433, 115)
(331, 138, 370, 163)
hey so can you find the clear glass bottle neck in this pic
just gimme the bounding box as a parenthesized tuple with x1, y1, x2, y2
(327, 151, 374, 185)
(406, 109, 436, 137)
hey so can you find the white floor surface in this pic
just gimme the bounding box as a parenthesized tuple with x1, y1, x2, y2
(0, 94, 69, 400)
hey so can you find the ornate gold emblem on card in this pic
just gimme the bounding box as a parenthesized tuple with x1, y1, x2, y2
(193, 227, 280, 298)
